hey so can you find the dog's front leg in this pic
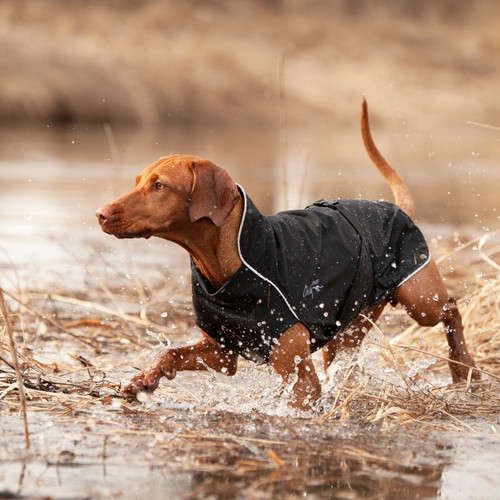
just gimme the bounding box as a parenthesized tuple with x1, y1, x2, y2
(269, 323, 321, 411)
(123, 333, 238, 401)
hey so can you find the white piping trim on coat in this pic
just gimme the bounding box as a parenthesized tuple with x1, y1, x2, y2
(235, 184, 301, 323)
(395, 251, 432, 288)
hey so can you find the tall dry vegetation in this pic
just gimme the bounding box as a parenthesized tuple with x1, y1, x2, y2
(1, 0, 500, 128)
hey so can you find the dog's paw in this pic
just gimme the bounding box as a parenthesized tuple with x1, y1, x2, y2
(123, 351, 178, 402)
(449, 353, 481, 384)
(123, 372, 160, 402)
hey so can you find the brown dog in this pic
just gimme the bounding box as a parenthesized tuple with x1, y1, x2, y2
(96, 100, 478, 410)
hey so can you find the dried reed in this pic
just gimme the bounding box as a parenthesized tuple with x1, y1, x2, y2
(0, 233, 499, 433)
(0, 287, 29, 448)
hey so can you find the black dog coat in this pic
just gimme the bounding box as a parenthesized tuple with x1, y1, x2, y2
(191, 186, 430, 363)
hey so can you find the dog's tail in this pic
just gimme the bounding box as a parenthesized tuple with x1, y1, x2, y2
(361, 97, 414, 219)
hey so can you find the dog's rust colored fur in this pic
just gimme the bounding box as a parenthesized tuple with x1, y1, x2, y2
(96, 100, 479, 410)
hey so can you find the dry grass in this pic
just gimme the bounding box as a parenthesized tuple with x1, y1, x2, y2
(1, 232, 499, 443)
(0, 234, 499, 500)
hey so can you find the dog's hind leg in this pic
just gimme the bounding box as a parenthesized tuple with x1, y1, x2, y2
(322, 301, 387, 370)
(390, 259, 479, 382)
(441, 296, 480, 382)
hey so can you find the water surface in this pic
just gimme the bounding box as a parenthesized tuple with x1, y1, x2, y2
(1, 124, 499, 499)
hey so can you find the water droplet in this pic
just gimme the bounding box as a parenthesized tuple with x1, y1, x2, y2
(136, 391, 148, 403)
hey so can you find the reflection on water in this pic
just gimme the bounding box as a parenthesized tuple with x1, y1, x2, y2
(1, 405, 498, 499)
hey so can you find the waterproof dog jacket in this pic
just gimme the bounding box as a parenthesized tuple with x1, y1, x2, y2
(191, 186, 430, 363)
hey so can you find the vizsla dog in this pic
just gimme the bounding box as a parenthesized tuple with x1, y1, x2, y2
(96, 100, 478, 411)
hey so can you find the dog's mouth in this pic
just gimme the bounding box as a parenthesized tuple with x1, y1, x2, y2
(114, 228, 153, 239)
(102, 224, 153, 240)
(98, 217, 153, 240)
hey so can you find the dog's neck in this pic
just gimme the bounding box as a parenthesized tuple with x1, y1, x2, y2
(173, 197, 244, 289)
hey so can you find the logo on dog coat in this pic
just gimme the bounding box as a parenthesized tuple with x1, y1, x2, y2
(303, 279, 323, 298)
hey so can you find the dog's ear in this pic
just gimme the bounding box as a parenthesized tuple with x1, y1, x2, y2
(188, 159, 240, 227)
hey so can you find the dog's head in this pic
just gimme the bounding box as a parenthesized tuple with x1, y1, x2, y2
(96, 155, 240, 239)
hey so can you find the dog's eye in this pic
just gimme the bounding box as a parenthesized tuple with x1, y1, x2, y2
(155, 182, 166, 191)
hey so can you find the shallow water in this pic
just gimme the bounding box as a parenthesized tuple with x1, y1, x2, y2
(1, 121, 500, 270)
(1, 124, 500, 499)
(1, 372, 499, 499)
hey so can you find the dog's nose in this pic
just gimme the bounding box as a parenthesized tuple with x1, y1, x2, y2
(96, 205, 111, 225)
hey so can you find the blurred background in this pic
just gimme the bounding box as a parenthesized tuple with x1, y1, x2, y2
(1, 0, 500, 268)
